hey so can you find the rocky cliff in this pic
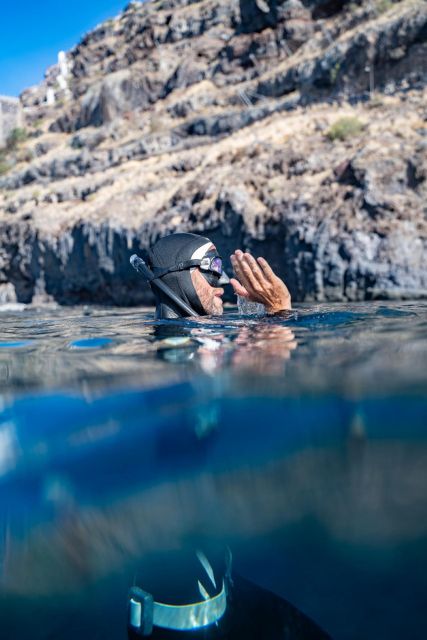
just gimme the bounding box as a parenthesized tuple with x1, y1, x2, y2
(0, 0, 426, 305)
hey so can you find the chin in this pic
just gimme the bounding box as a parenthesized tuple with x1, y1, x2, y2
(212, 300, 224, 316)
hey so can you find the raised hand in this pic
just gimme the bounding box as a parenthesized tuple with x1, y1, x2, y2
(230, 250, 291, 313)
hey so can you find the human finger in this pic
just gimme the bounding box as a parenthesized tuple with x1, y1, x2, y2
(243, 253, 266, 285)
(257, 257, 276, 284)
(231, 254, 253, 291)
(230, 250, 244, 266)
(230, 278, 249, 298)
(236, 252, 261, 290)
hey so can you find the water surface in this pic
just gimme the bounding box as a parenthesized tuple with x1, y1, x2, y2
(0, 302, 426, 639)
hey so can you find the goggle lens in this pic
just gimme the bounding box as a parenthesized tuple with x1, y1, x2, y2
(210, 256, 223, 275)
(200, 254, 223, 276)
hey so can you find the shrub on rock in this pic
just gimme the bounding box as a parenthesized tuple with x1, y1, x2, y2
(327, 117, 364, 141)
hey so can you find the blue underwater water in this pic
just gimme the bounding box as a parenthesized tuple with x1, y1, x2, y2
(0, 301, 426, 639)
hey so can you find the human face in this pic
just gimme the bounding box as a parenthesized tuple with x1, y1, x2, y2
(191, 267, 224, 316)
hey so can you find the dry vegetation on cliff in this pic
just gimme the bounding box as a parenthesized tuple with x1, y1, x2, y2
(0, 0, 426, 304)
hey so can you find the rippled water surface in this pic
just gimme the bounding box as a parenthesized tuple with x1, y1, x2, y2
(1, 302, 427, 639)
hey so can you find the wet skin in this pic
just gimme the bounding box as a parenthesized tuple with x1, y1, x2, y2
(191, 267, 224, 316)
(191, 248, 292, 315)
(230, 250, 291, 314)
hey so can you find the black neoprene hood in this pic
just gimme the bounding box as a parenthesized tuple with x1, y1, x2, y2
(146, 233, 216, 319)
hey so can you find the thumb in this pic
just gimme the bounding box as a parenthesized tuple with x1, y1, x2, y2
(230, 278, 249, 297)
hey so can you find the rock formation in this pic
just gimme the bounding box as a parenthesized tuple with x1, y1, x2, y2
(0, 97, 23, 149)
(0, 0, 426, 305)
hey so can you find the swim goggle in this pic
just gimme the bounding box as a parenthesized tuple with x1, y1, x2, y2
(150, 251, 230, 286)
(198, 252, 230, 286)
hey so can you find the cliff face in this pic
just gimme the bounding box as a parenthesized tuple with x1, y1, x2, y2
(0, 0, 426, 305)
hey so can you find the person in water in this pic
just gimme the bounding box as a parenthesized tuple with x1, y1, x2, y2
(137, 232, 291, 319)
(127, 235, 330, 639)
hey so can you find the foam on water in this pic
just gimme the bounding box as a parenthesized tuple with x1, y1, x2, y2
(236, 295, 265, 317)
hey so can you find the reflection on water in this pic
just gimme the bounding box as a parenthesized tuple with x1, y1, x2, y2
(0, 301, 427, 639)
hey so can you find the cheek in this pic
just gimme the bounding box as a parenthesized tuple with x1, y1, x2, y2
(198, 282, 215, 312)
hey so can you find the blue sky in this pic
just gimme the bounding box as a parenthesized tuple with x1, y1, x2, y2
(0, 1, 130, 97)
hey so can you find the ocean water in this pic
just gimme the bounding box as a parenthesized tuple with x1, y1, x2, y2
(0, 301, 426, 639)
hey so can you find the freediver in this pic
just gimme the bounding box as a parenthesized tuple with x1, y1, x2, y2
(128, 235, 330, 639)
(131, 232, 292, 319)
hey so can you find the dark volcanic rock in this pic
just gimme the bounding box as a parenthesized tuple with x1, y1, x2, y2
(0, 222, 153, 306)
(51, 69, 164, 132)
(239, 0, 279, 33)
(256, 4, 427, 100)
(305, 0, 348, 20)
